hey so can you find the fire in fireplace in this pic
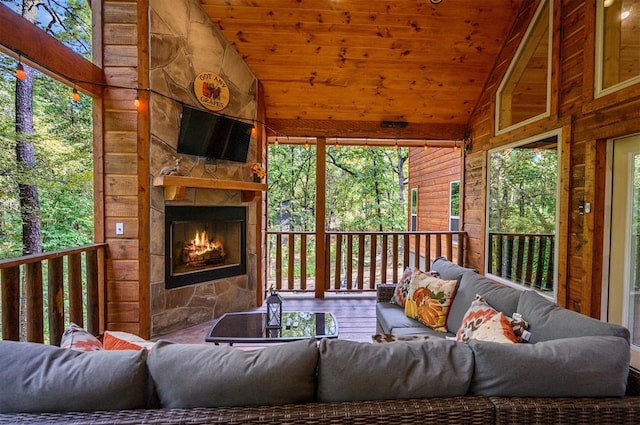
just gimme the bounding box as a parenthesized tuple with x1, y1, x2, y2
(165, 206, 246, 289)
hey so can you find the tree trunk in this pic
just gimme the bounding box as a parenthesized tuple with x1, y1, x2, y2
(17, 0, 42, 340)
(396, 149, 406, 215)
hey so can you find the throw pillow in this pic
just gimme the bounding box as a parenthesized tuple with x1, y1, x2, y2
(404, 268, 458, 332)
(469, 312, 518, 344)
(60, 322, 103, 351)
(456, 294, 529, 342)
(103, 330, 155, 351)
(389, 266, 414, 307)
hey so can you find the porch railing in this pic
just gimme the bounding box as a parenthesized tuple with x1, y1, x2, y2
(487, 232, 554, 292)
(267, 231, 466, 293)
(0, 243, 106, 344)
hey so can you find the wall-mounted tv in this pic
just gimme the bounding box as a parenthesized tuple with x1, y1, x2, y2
(176, 105, 252, 163)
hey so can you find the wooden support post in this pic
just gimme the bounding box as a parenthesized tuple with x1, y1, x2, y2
(315, 137, 326, 298)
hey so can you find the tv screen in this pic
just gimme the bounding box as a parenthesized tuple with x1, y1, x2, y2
(176, 105, 252, 163)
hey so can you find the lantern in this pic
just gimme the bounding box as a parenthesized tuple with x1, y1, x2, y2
(266, 286, 283, 329)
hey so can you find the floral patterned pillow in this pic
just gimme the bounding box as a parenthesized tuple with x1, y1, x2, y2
(457, 294, 529, 342)
(60, 322, 103, 351)
(403, 269, 458, 332)
(390, 267, 415, 307)
(469, 312, 518, 344)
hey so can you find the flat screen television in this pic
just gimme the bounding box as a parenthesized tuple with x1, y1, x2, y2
(176, 105, 252, 163)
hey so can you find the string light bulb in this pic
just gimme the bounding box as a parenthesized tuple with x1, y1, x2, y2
(364, 139, 369, 150)
(453, 143, 458, 152)
(134, 94, 140, 108)
(72, 87, 80, 102)
(304, 137, 309, 150)
(423, 143, 428, 151)
(394, 140, 399, 150)
(274, 137, 279, 146)
(16, 61, 26, 80)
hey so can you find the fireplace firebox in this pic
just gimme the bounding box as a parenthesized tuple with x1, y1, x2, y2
(165, 206, 246, 289)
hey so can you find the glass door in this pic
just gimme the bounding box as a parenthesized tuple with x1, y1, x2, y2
(608, 134, 640, 369)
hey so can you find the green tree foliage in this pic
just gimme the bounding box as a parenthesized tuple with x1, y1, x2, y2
(0, 0, 93, 258)
(488, 144, 557, 234)
(267, 144, 408, 232)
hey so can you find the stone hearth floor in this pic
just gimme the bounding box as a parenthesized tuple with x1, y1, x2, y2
(154, 293, 377, 348)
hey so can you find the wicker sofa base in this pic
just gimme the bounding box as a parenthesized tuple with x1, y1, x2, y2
(2, 397, 639, 425)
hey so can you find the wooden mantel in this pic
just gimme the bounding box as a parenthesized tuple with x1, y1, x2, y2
(153, 175, 267, 201)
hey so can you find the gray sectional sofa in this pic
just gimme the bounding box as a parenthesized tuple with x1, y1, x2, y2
(0, 257, 638, 424)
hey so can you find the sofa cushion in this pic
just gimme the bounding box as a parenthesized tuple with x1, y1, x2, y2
(317, 338, 473, 402)
(404, 269, 458, 332)
(447, 272, 522, 333)
(429, 256, 475, 281)
(376, 301, 426, 333)
(517, 290, 630, 343)
(147, 339, 318, 408)
(468, 336, 629, 397)
(0, 340, 147, 413)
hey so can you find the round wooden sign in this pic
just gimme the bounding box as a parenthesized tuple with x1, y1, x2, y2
(193, 71, 230, 111)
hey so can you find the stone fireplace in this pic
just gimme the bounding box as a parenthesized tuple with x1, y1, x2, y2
(165, 206, 246, 289)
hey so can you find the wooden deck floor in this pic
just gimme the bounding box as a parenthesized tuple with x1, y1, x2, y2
(156, 293, 377, 348)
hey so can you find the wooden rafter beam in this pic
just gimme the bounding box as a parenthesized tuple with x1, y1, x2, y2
(0, 3, 104, 96)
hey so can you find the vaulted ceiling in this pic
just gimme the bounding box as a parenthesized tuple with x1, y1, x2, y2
(199, 0, 524, 141)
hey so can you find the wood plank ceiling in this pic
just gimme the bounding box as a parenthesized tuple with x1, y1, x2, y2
(199, 0, 524, 141)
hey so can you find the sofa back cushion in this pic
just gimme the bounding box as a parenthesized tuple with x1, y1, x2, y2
(0, 340, 148, 413)
(468, 336, 629, 397)
(447, 272, 522, 334)
(517, 290, 630, 343)
(147, 339, 318, 408)
(429, 257, 475, 281)
(317, 338, 473, 402)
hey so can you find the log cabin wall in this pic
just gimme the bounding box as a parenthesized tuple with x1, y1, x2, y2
(102, 0, 260, 338)
(465, 0, 640, 317)
(408, 147, 461, 231)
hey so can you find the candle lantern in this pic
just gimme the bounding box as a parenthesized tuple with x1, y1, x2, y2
(266, 286, 283, 329)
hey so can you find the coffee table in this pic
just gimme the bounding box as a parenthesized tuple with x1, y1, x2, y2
(205, 311, 338, 345)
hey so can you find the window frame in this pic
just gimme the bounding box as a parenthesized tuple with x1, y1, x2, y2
(485, 128, 563, 300)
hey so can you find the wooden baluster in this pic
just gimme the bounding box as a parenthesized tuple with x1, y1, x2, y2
(436, 233, 443, 259)
(516, 235, 525, 284)
(414, 233, 421, 269)
(334, 234, 342, 290)
(424, 234, 431, 268)
(456, 233, 464, 266)
(48, 257, 65, 345)
(525, 236, 535, 287)
(496, 234, 504, 277)
(403, 234, 409, 269)
(381, 234, 388, 283)
(26, 262, 44, 343)
(357, 234, 365, 290)
(392, 234, 399, 282)
(1, 267, 21, 341)
(324, 234, 331, 291)
(505, 235, 514, 280)
(300, 234, 307, 291)
(346, 234, 353, 290)
(446, 233, 453, 262)
(86, 250, 99, 336)
(535, 237, 545, 289)
(369, 234, 377, 290)
(275, 234, 282, 290)
(288, 233, 295, 290)
(545, 236, 554, 292)
(68, 253, 83, 327)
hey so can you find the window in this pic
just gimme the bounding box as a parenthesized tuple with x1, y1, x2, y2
(449, 181, 460, 242)
(595, 0, 640, 96)
(486, 131, 560, 298)
(410, 188, 418, 231)
(496, 0, 552, 134)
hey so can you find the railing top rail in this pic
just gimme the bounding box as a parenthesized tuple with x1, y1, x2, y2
(267, 230, 467, 236)
(488, 232, 555, 237)
(0, 243, 107, 269)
